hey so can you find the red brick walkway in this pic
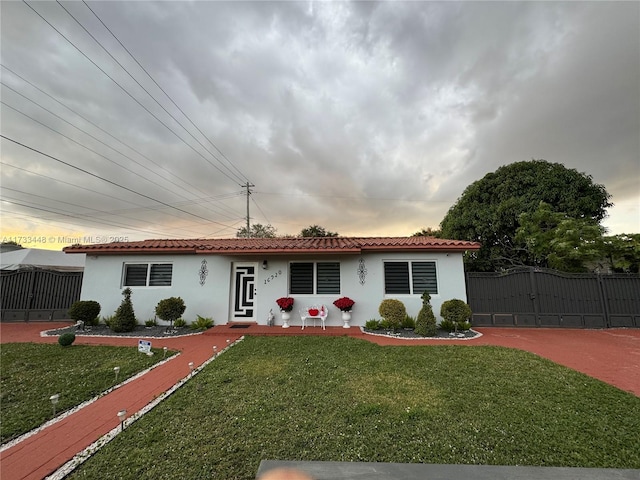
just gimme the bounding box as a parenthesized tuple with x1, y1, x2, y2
(1, 322, 638, 480)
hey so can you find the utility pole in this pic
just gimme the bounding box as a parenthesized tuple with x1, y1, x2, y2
(244, 182, 254, 237)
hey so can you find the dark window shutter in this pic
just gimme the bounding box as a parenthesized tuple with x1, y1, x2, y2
(150, 264, 173, 286)
(124, 264, 148, 286)
(384, 262, 410, 294)
(317, 262, 340, 294)
(290, 263, 313, 294)
(412, 262, 437, 294)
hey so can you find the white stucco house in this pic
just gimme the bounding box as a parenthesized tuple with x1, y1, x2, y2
(63, 237, 480, 328)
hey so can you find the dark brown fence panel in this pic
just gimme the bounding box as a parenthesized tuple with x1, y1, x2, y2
(1, 269, 83, 322)
(466, 268, 640, 328)
(602, 275, 640, 327)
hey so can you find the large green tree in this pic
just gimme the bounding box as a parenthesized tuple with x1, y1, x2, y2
(515, 202, 605, 272)
(440, 160, 611, 271)
(598, 234, 640, 273)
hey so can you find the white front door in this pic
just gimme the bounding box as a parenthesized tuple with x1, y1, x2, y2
(231, 262, 257, 321)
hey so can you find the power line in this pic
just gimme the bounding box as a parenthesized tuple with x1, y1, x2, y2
(22, 0, 245, 186)
(1, 99, 188, 199)
(1, 186, 208, 236)
(1, 134, 236, 229)
(56, 0, 242, 187)
(1, 85, 197, 200)
(1, 64, 216, 201)
(80, 0, 250, 186)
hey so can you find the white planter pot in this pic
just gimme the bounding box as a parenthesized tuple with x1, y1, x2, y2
(341, 311, 352, 328)
(281, 311, 291, 328)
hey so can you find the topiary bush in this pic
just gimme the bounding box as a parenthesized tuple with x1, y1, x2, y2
(68, 300, 101, 327)
(440, 299, 472, 332)
(415, 291, 437, 337)
(58, 332, 76, 347)
(378, 299, 407, 331)
(155, 297, 186, 330)
(110, 288, 137, 333)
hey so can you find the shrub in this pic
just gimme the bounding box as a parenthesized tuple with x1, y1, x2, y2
(145, 319, 157, 327)
(402, 315, 416, 329)
(440, 299, 472, 332)
(191, 315, 214, 331)
(415, 291, 437, 337)
(364, 319, 381, 330)
(102, 315, 115, 328)
(155, 297, 186, 329)
(439, 319, 456, 332)
(110, 288, 137, 333)
(458, 321, 472, 331)
(68, 301, 101, 327)
(378, 299, 407, 331)
(174, 318, 187, 328)
(379, 319, 393, 330)
(58, 332, 76, 347)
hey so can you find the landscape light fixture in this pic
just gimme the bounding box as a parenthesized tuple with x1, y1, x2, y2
(163, 346, 168, 358)
(113, 366, 120, 383)
(213, 345, 218, 355)
(50, 394, 60, 416)
(117, 409, 127, 431)
(188, 361, 194, 375)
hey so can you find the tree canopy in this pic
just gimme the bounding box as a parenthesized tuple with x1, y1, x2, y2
(439, 160, 612, 271)
(300, 225, 338, 237)
(236, 223, 277, 238)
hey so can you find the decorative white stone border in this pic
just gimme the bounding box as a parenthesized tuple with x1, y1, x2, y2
(44, 336, 245, 480)
(359, 326, 483, 341)
(40, 328, 205, 339)
(0, 351, 181, 453)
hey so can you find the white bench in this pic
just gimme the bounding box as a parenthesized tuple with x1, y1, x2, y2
(300, 305, 328, 330)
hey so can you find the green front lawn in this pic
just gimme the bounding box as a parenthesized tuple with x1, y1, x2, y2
(0, 342, 173, 443)
(71, 336, 640, 479)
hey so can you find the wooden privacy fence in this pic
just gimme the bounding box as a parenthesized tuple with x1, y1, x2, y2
(0, 268, 83, 322)
(466, 268, 640, 328)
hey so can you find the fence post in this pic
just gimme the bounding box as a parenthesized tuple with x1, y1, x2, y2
(529, 267, 541, 327)
(597, 273, 611, 328)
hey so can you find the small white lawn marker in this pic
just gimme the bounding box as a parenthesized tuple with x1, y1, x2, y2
(117, 409, 127, 431)
(50, 394, 60, 416)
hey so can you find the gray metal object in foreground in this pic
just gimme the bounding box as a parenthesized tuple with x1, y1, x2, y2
(257, 461, 640, 480)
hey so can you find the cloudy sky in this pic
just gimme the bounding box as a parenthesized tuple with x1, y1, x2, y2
(1, 1, 638, 250)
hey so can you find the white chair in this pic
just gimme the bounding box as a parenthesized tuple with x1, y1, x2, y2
(300, 305, 328, 330)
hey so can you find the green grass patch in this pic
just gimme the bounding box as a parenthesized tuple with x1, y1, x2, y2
(1, 342, 174, 443)
(67, 336, 640, 478)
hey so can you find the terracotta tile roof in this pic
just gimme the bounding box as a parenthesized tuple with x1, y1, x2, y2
(63, 236, 480, 255)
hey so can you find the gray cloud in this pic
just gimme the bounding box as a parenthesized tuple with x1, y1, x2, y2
(1, 1, 638, 246)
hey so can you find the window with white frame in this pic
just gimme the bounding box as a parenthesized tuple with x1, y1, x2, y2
(123, 263, 173, 287)
(289, 262, 340, 294)
(384, 261, 438, 295)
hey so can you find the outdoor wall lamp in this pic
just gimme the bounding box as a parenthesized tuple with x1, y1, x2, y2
(262, 260, 268, 270)
(117, 409, 127, 431)
(50, 394, 60, 416)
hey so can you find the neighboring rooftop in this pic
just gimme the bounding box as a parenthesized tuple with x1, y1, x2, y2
(63, 236, 480, 255)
